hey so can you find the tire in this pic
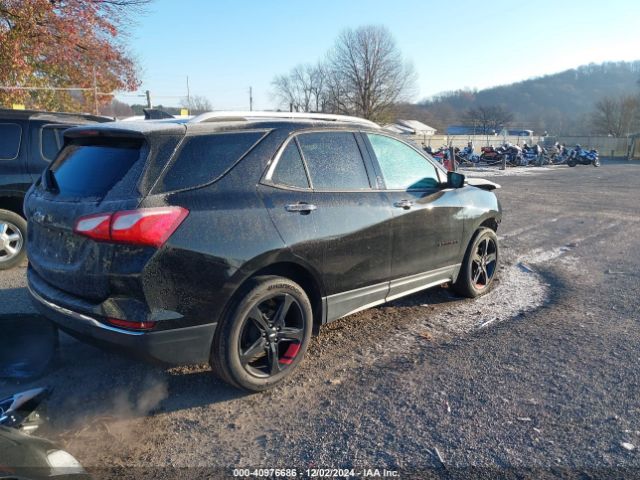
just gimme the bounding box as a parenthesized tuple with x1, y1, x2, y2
(210, 275, 313, 392)
(453, 228, 499, 298)
(0, 209, 27, 270)
(567, 159, 577, 167)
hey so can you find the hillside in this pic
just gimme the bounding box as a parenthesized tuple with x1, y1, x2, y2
(397, 61, 640, 135)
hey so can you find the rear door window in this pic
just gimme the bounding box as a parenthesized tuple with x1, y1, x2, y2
(160, 131, 265, 191)
(271, 141, 309, 189)
(0, 123, 22, 160)
(41, 125, 69, 161)
(50, 138, 143, 198)
(296, 132, 370, 190)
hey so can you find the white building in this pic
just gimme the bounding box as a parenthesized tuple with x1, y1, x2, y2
(383, 119, 436, 136)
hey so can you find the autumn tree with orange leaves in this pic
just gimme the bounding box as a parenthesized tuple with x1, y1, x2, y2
(0, 0, 149, 112)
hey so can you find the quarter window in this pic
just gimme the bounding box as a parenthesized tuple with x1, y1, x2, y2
(297, 132, 370, 190)
(271, 142, 309, 188)
(160, 131, 265, 191)
(0, 123, 22, 160)
(366, 133, 439, 190)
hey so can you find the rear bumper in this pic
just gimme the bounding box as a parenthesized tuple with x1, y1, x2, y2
(27, 275, 216, 366)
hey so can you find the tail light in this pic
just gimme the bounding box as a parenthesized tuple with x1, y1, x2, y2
(73, 207, 188, 248)
(74, 213, 112, 241)
(111, 207, 188, 247)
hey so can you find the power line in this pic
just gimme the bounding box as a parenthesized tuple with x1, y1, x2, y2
(0, 85, 114, 95)
(0, 86, 188, 100)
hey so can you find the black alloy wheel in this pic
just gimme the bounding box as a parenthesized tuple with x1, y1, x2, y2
(453, 228, 499, 298)
(238, 293, 305, 378)
(211, 276, 313, 391)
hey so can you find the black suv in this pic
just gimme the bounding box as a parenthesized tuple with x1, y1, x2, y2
(25, 113, 501, 391)
(0, 109, 110, 269)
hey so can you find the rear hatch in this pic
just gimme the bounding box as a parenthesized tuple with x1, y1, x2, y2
(25, 124, 183, 302)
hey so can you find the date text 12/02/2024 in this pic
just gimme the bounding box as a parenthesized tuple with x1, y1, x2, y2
(232, 468, 399, 477)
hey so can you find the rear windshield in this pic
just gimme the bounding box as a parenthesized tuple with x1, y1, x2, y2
(49, 138, 143, 198)
(157, 131, 265, 192)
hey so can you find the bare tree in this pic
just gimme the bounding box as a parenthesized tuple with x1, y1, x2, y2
(464, 105, 514, 133)
(593, 97, 618, 135)
(180, 95, 212, 115)
(271, 63, 326, 112)
(324, 25, 416, 122)
(593, 95, 640, 135)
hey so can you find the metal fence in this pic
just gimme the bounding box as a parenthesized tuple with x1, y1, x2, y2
(556, 136, 632, 158)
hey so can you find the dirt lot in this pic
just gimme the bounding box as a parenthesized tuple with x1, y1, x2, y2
(1, 162, 640, 478)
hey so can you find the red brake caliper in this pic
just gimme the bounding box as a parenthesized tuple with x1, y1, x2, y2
(279, 343, 301, 365)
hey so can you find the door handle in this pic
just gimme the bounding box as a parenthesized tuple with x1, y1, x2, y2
(285, 203, 317, 213)
(394, 200, 414, 210)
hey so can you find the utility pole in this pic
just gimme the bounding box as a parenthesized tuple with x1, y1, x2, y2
(186, 76, 191, 113)
(145, 90, 152, 109)
(249, 86, 253, 111)
(93, 67, 98, 115)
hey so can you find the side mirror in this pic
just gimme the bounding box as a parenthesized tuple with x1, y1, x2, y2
(447, 171, 465, 189)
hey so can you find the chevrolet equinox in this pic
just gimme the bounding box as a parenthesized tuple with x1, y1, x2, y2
(25, 112, 501, 391)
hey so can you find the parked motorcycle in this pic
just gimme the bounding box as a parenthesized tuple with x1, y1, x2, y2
(522, 145, 542, 166)
(546, 145, 567, 164)
(457, 147, 480, 164)
(502, 143, 525, 166)
(536, 146, 553, 166)
(567, 147, 600, 167)
(479, 146, 505, 165)
(425, 145, 447, 164)
(425, 145, 463, 170)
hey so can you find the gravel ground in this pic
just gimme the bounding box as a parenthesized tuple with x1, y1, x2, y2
(1, 161, 639, 479)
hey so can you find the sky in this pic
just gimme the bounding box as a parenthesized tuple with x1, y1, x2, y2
(118, 0, 640, 110)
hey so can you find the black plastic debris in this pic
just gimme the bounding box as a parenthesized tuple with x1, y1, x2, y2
(0, 386, 50, 432)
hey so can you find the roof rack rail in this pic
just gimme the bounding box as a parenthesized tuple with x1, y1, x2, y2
(188, 111, 379, 128)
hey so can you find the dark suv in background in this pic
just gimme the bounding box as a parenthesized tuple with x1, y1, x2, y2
(25, 112, 501, 391)
(0, 109, 110, 269)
